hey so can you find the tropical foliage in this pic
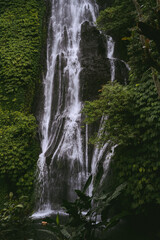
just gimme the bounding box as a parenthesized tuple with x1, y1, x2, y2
(0, 0, 46, 198)
(25, 177, 127, 240)
(0, 193, 32, 240)
(83, 0, 160, 218)
(0, 109, 39, 195)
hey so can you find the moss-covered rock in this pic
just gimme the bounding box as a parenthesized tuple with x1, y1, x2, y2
(0, 0, 46, 197)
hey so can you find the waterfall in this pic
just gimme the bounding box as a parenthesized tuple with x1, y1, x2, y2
(107, 36, 115, 82)
(32, 0, 128, 219)
(34, 0, 98, 216)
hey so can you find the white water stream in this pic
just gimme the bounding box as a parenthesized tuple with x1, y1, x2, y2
(33, 0, 120, 219)
(107, 35, 115, 82)
(34, 0, 98, 216)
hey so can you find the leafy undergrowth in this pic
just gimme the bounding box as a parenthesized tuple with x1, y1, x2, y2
(0, 176, 127, 240)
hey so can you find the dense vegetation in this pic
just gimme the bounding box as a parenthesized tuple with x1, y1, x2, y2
(83, 0, 160, 238)
(0, 0, 46, 199)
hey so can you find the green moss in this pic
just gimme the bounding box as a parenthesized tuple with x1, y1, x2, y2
(0, 0, 46, 197)
(0, 0, 46, 112)
(0, 109, 40, 195)
(0, 179, 8, 207)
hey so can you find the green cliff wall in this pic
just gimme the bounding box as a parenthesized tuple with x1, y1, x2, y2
(0, 0, 46, 198)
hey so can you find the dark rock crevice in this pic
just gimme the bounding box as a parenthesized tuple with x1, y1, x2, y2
(79, 21, 129, 102)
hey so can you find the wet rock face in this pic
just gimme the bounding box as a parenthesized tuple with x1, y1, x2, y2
(80, 21, 106, 58)
(79, 21, 129, 101)
(79, 21, 110, 101)
(97, 0, 114, 10)
(80, 56, 111, 101)
(114, 59, 129, 84)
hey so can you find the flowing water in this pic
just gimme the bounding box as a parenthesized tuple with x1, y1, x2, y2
(107, 36, 115, 82)
(88, 36, 116, 194)
(33, 0, 120, 218)
(34, 0, 98, 216)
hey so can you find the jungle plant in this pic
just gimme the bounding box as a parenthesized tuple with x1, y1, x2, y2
(83, 73, 160, 213)
(37, 176, 127, 240)
(0, 108, 40, 195)
(0, 193, 33, 240)
(0, 0, 45, 197)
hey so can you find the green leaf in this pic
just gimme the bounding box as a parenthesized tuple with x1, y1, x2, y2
(56, 213, 60, 226)
(106, 211, 129, 230)
(107, 183, 127, 203)
(9, 192, 13, 199)
(61, 228, 71, 239)
(83, 175, 92, 193)
(16, 204, 24, 208)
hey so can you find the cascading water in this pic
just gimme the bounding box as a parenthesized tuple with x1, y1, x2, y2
(89, 36, 116, 194)
(32, 0, 129, 219)
(107, 36, 115, 82)
(34, 0, 98, 216)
